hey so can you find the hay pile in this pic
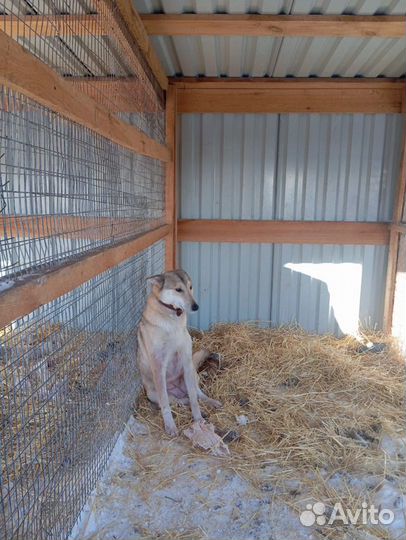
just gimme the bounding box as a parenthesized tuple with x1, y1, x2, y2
(137, 324, 406, 536)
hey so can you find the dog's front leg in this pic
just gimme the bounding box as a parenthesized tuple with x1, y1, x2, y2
(180, 345, 203, 422)
(151, 361, 178, 437)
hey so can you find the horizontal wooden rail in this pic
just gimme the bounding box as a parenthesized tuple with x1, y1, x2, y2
(177, 220, 390, 245)
(172, 78, 405, 114)
(0, 14, 103, 37)
(141, 14, 406, 38)
(0, 225, 170, 329)
(171, 78, 405, 89)
(0, 30, 170, 162)
(2, 75, 161, 114)
(0, 216, 164, 240)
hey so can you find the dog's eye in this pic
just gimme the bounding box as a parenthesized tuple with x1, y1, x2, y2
(175, 287, 183, 293)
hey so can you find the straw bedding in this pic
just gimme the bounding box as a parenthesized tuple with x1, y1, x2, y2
(137, 323, 406, 538)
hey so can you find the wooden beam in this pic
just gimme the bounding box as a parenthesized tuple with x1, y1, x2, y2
(165, 85, 177, 270)
(0, 215, 164, 240)
(390, 223, 406, 234)
(177, 220, 389, 245)
(391, 234, 406, 350)
(0, 12, 167, 90)
(173, 78, 405, 114)
(141, 14, 406, 38)
(114, 0, 168, 90)
(384, 130, 406, 332)
(93, 0, 165, 102)
(383, 230, 401, 332)
(171, 77, 405, 89)
(0, 225, 170, 329)
(0, 14, 103, 37)
(0, 30, 170, 162)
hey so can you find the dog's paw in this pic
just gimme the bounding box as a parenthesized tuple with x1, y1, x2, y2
(165, 422, 179, 437)
(207, 398, 222, 409)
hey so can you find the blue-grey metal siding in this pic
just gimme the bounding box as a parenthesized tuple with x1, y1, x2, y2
(179, 113, 405, 333)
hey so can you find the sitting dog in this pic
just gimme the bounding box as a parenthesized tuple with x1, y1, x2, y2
(137, 269, 221, 436)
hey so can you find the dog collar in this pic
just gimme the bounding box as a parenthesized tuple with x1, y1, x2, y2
(159, 300, 183, 317)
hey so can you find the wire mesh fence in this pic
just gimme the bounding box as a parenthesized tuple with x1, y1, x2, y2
(1, 1, 168, 537)
(0, 0, 165, 143)
(0, 1, 170, 536)
(0, 240, 165, 540)
(0, 85, 165, 282)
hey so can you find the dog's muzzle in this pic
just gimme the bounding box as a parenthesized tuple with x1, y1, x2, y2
(159, 300, 183, 317)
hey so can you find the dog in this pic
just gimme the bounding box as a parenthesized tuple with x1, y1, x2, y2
(137, 269, 222, 436)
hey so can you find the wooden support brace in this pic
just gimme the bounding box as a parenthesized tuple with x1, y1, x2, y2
(383, 131, 406, 333)
(165, 85, 177, 270)
(114, 0, 168, 90)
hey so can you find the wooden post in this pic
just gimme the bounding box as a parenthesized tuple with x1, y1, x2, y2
(383, 130, 406, 333)
(165, 85, 177, 270)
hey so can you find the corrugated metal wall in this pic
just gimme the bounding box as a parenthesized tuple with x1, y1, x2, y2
(179, 113, 404, 333)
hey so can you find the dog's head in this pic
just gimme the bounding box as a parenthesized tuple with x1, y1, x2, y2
(147, 269, 199, 315)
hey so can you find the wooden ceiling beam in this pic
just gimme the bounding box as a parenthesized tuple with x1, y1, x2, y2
(4, 14, 404, 39)
(171, 78, 405, 114)
(0, 10, 168, 91)
(141, 14, 406, 38)
(0, 14, 103, 37)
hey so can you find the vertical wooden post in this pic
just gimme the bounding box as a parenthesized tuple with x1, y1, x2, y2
(165, 84, 177, 270)
(383, 130, 406, 332)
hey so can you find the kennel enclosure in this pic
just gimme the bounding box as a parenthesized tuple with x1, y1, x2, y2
(0, 1, 406, 539)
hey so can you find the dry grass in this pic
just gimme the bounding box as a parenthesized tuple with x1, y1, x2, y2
(137, 323, 406, 537)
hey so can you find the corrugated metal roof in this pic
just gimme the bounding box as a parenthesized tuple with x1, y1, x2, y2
(133, 0, 406, 77)
(134, 0, 406, 15)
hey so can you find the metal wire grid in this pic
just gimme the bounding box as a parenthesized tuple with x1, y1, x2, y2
(0, 85, 165, 281)
(0, 0, 165, 144)
(0, 240, 165, 540)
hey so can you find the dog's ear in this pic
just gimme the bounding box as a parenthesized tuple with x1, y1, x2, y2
(146, 274, 165, 288)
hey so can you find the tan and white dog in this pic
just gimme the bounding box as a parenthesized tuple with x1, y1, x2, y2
(137, 269, 222, 436)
